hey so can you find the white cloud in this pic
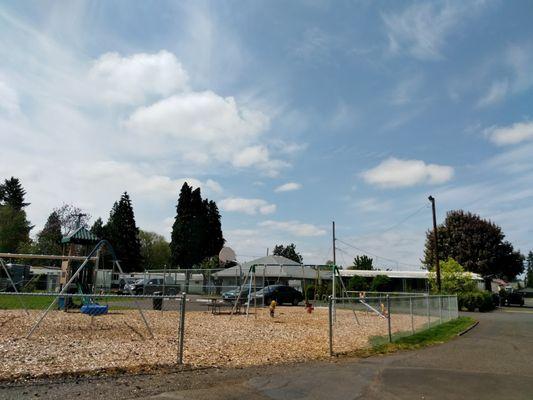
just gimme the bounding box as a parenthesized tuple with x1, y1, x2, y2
(486, 121, 533, 146)
(89, 51, 189, 104)
(220, 198, 276, 215)
(274, 182, 302, 192)
(477, 80, 509, 107)
(383, 2, 486, 61)
(361, 157, 454, 188)
(259, 220, 326, 237)
(126, 90, 268, 141)
(233, 145, 270, 167)
(0, 79, 19, 115)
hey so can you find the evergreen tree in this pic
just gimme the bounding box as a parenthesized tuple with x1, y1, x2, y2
(90, 217, 106, 239)
(170, 183, 225, 268)
(206, 200, 225, 257)
(526, 251, 533, 288)
(423, 210, 524, 280)
(37, 211, 62, 255)
(0, 205, 32, 252)
(0, 177, 29, 210)
(348, 255, 374, 270)
(105, 192, 141, 272)
(272, 243, 303, 263)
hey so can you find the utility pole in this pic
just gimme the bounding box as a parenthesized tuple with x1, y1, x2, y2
(331, 221, 337, 308)
(428, 196, 441, 292)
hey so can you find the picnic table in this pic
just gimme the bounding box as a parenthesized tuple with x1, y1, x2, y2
(205, 298, 245, 315)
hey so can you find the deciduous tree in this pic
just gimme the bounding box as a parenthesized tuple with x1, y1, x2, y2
(272, 243, 303, 264)
(423, 210, 524, 280)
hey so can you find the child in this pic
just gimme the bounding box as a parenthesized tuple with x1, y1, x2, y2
(269, 299, 277, 317)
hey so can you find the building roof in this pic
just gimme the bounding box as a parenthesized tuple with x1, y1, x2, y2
(213, 255, 328, 279)
(339, 269, 483, 281)
(61, 227, 99, 245)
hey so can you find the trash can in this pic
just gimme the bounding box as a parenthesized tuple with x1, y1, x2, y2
(153, 291, 163, 310)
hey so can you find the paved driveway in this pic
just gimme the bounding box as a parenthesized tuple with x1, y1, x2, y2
(143, 309, 533, 400)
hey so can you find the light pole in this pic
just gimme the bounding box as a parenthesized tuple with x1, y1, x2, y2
(428, 195, 441, 292)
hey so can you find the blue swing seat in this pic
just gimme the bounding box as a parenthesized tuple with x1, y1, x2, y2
(80, 304, 109, 316)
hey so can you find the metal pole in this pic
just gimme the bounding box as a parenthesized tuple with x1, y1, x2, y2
(178, 292, 186, 365)
(387, 294, 392, 343)
(332, 221, 336, 319)
(439, 295, 443, 323)
(448, 295, 452, 321)
(426, 294, 431, 329)
(409, 296, 415, 335)
(328, 296, 333, 356)
(428, 196, 441, 292)
(0, 258, 29, 315)
(27, 250, 96, 338)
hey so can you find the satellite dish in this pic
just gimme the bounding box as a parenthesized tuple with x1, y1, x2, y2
(219, 247, 237, 264)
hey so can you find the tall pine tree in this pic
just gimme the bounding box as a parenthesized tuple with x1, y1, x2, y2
(170, 183, 224, 268)
(37, 211, 62, 256)
(105, 192, 141, 272)
(0, 177, 29, 210)
(0, 177, 32, 252)
(90, 217, 106, 239)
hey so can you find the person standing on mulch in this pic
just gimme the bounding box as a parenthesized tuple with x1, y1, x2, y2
(269, 300, 277, 317)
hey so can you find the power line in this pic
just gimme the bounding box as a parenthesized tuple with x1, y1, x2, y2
(378, 204, 429, 235)
(336, 238, 420, 269)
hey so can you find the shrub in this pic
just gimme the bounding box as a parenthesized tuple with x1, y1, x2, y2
(458, 290, 495, 312)
(370, 275, 393, 292)
(347, 275, 369, 291)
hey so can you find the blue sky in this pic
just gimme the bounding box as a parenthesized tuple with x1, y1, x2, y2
(1, 1, 532, 268)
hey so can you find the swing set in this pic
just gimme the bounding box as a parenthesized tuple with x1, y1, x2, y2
(0, 240, 154, 338)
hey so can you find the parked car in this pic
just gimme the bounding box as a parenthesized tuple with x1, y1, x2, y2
(221, 286, 247, 302)
(118, 277, 137, 294)
(251, 285, 304, 306)
(500, 289, 525, 306)
(123, 278, 178, 295)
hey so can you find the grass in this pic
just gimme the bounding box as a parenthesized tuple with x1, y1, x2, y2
(0, 294, 56, 309)
(0, 293, 134, 310)
(350, 316, 476, 357)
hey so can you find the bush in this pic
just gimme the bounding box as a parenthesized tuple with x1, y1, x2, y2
(347, 275, 369, 291)
(370, 275, 393, 292)
(458, 290, 495, 312)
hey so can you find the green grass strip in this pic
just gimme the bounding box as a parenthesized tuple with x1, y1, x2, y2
(352, 316, 476, 357)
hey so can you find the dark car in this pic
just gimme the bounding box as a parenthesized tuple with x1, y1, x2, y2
(221, 286, 247, 302)
(123, 278, 172, 295)
(252, 285, 304, 306)
(500, 289, 525, 306)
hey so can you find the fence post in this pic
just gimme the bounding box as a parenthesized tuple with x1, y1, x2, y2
(178, 292, 187, 365)
(439, 296, 443, 324)
(387, 295, 392, 343)
(426, 294, 430, 329)
(409, 296, 415, 335)
(328, 295, 334, 356)
(447, 296, 452, 321)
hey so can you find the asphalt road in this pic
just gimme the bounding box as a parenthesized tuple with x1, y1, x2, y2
(141, 309, 533, 400)
(1, 308, 532, 400)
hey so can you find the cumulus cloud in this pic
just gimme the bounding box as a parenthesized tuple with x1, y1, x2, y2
(126, 91, 268, 141)
(259, 220, 326, 237)
(233, 145, 270, 168)
(220, 198, 276, 215)
(89, 50, 189, 104)
(274, 182, 302, 192)
(361, 157, 454, 188)
(486, 121, 533, 146)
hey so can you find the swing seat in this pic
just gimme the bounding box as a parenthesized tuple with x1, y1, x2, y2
(81, 304, 108, 316)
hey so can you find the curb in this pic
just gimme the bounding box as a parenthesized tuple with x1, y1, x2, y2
(458, 321, 479, 336)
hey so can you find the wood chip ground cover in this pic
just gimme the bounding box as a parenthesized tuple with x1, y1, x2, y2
(0, 307, 429, 381)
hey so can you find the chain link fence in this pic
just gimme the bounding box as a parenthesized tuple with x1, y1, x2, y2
(328, 294, 458, 355)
